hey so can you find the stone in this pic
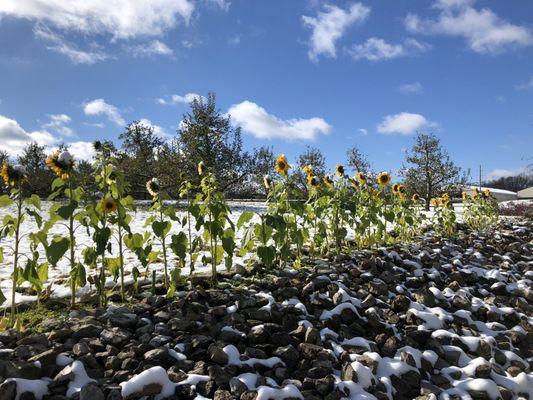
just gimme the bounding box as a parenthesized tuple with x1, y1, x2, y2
(79, 383, 105, 400)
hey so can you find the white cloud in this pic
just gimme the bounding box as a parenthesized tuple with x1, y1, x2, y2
(397, 82, 424, 95)
(0, 0, 194, 40)
(42, 113, 74, 136)
(84, 99, 125, 126)
(228, 100, 332, 141)
(139, 118, 170, 139)
(206, 0, 230, 12)
(358, 128, 368, 135)
(67, 141, 96, 161)
(157, 93, 204, 106)
(128, 40, 173, 57)
(302, 3, 370, 61)
(0, 115, 58, 155)
(0, 114, 95, 160)
(34, 25, 110, 65)
(405, 2, 533, 54)
(515, 76, 533, 91)
(227, 34, 241, 46)
(376, 112, 436, 135)
(486, 167, 527, 180)
(348, 37, 430, 61)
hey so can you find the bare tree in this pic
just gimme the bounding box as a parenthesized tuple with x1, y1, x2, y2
(346, 146, 371, 175)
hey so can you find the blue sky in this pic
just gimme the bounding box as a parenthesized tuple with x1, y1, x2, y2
(0, 0, 532, 181)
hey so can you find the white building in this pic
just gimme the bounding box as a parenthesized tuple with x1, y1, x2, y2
(463, 186, 517, 202)
(517, 186, 533, 199)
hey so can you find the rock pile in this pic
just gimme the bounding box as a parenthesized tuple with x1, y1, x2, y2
(0, 221, 531, 399)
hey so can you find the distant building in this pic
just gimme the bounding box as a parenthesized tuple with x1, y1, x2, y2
(517, 186, 533, 199)
(463, 186, 517, 202)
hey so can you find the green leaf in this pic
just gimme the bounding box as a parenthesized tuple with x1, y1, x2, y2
(25, 194, 41, 210)
(0, 247, 3, 263)
(152, 220, 171, 238)
(0, 289, 5, 305)
(107, 257, 121, 279)
(257, 245, 276, 268)
(170, 232, 188, 259)
(237, 211, 254, 229)
(124, 233, 144, 250)
(0, 195, 13, 207)
(46, 237, 70, 266)
(57, 200, 78, 220)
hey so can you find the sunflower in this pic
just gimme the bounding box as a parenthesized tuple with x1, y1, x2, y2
(377, 172, 391, 186)
(335, 164, 345, 177)
(0, 163, 27, 187)
(323, 175, 334, 188)
(198, 161, 205, 176)
(46, 151, 74, 181)
(102, 197, 118, 214)
(308, 175, 320, 188)
(349, 177, 360, 189)
(372, 189, 380, 199)
(438, 197, 450, 208)
(462, 191, 468, 200)
(412, 193, 420, 202)
(146, 178, 160, 197)
(356, 172, 366, 185)
(392, 183, 400, 195)
(303, 165, 314, 176)
(472, 187, 479, 199)
(275, 154, 289, 176)
(430, 198, 437, 207)
(263, 174, 272, 190)
(483, 188, 490, 198)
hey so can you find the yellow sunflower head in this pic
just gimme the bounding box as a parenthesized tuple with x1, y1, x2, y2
(356, 172, 366, 185)
(146, 178, 160, 197)
(398, 185, 406, 195)
(46, 151, 74, 180)
(349, 177, 360, 189)
(275, 154, 289, 176)
(412, 193, 420, 202)
(197, 161, 205, 176)
(335, 164, 345, 177)
(430, 198, 437, 207)
(263, 174, 272, 190)
(462, 191, 468, 200)
(372, 189, 380, 199)
(308, 175, 320, 188)
(102, 197, 118, 214)
(483, 188, 490, 198)
(377, 172, 391, 186)
(0, 163, 27, 187)
(392, 183, 400, 194)
(323, 175, 334, 188)
(303, 165, 314, 176)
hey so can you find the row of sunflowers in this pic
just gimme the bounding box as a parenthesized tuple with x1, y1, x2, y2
(0, 143, 498, 326)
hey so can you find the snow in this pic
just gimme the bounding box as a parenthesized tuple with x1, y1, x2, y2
(55, 353, 73, 367)
(66, 360, 96, 397)
(256, 384, 303, 400)
(223, 344, 284, 368)
(6, 378, 49, 400)
(120, 366, 176, 400)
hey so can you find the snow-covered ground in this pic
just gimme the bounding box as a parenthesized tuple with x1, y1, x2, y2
(0, 201, 464, 307)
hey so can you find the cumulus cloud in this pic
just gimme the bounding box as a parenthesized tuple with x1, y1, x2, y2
(139, 118, 170, 139)
(228, 100, 332, 141)
(348, 37, 430, 61)
(302, 3, 370, 61)
(0, 114, 96, 160)
(128, 40, 173, 57)
(405, 1, 533, 54)
(42, 114, 74, 136)
(84, 99, 125, 126)
(397, 82, 424, 95)
(0, 0, 194, 40)
(376, 112, 436, 135)
(157, 93, 204, 106)
(486, 167, 527, 180)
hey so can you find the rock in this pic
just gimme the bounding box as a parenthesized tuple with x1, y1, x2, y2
(208, 344, 229, 364)
(79, 383, 105, 400)
(124, 382, 162, 399)
(0, 380, 16, 400)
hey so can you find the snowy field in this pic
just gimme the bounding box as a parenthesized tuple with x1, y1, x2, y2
(0, 200, 466, 307)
